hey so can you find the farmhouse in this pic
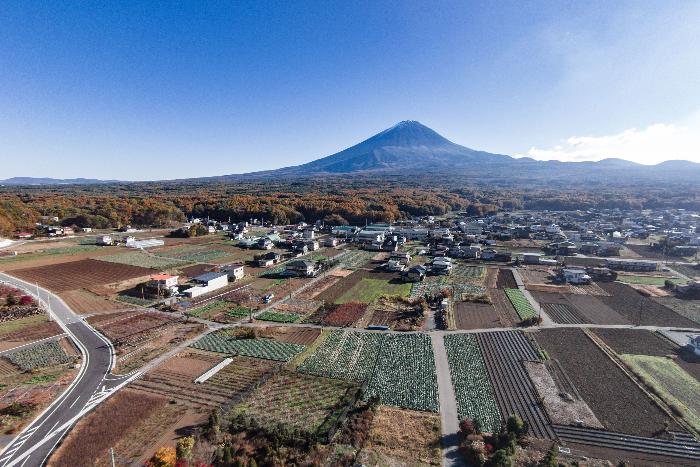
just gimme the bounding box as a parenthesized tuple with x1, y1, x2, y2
(285, 259, 320, 277)
(431, 257, 453, 275)
(96, 235, 113, 246)
(147, 274, 179, 296)
(324, 237, 339, 247)
(561, 268, 591, 285)
(402, 265, 427, 282)
(255, 251, 281, 267)
(183, 272, 229, 298)
(386, 259, 406, 272)
(220, 263, 245, 281)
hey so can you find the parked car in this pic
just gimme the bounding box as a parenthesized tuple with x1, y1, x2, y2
(262, 293, 275, 303)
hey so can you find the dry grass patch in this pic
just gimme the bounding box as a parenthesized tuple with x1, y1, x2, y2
(362, 406, 441, 466)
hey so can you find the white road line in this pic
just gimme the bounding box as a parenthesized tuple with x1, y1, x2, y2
(68, 396, 81, 409)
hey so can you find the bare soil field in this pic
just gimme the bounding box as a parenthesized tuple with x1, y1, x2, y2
(624, 244, 675, 260)
(519, 268, 553, 285)
(568, 282, 611, 296)
(179, 263, 215, 278)
(93, 312, 177, 345)
(256, 326, 322, 345)
(526, 283, 572, 294)
(295, 275, 339, 299)
(532, 291, 630, 325)
(0, 248, 119, 272)
(542, 302, 591, 324)
(484, 267, 498, 288)
(598, 281, 697, 327)
(315, 269, 381, 304)
(565, 294, 631, 325)
(535, 328, 679, 437)
(47, 389, 169, 467)
(58, 289, 128, 314)
(454, 301, 502, 329)
(366, 296, 425, 331)
(360, 406, 441, 466)
(524, 360, 603, 428)
(495, 268, 517, 289)
(652, 297, 700, 325)
(11, 259, 154, 292)
(488, 289, 519, 326)
(593, 329, 678, 356)
(0, 315, 63, 348)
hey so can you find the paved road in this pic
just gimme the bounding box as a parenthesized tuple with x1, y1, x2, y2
(431, 333, 465, 467)
(0, 273, 129, 467)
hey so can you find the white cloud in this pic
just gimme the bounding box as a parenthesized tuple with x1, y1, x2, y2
(524, 113, 700, 164)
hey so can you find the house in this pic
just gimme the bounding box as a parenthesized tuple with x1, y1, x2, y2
(390, 251, 411, 263)
(561, 268, 591, 285)
(305, 240, 320, 251)
(523, 253, 543, 265)
(688, 335, 700, 357)
(96, 235, 113, 246)
(220, 263, 245, 281)
(431, 257, 453, 275)
(285, 259, 319, 277)
(255, 251, 281, 268)
(255, 238, 274, 250)
(302, 229, 315, 240)
(183, 272, 229, 298)
(462, 245, 482, 259)
(148, 274, 179, 296)
(324, 237, 339, 247)
(386, 259, 406, 272)
(402, 265, 427, 282)
(331, 225, 359, 237)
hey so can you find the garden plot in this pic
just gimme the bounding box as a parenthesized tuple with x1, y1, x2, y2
(535, 328, 679, 437)
(443, 334, 501, 432)
(191, 332, 306, 362)
(294, 275, 339, 299)
(0, 314, 62, 350)
(311, 302, 368, 327)
(11, 258, 155, 292)
(567, 282, 611, 296)
(450, 264, 486, 284)
(186, 300, 252, 321)
(298, 330, 383, 382)
(58, 289, 127, 314)
(542, 302, 590, 324)
(496, 268, 517, 288)
(504, 288, 537, 320)
(366, 296, 426, 331)
(269, 297, 321, 315)
(339, 250, 375, 269)
(131, 352, 276, 409)
(232, 371, 360, 438)
(256, 310, 302, 323)
(621, 355, 700, 431)
(410, 275, 485, 300)
(98, 251, 189, 270)
(476, 331, 554, 438)
(336, 277, 412, 304)
(360, 406, 441, 466)
(256, 326, 321, 346)
(454, 301, 502, 329)
(598, 281, 697, 327)
(91, 312, 178, 346)
(366, 333, 438, 412)
(6, 340, 73, 370)
(519, 268, 553, 286)
(488, 289, 520, 326)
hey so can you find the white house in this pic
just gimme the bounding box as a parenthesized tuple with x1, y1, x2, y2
(221, 263, 245, 281)
(183, 272, 229, 298)
(386, 259, 406, 272)
(96, 235, 113, 246)
(562, 268, 591, 285)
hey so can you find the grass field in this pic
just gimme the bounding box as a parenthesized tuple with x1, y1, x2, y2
(621, 354, 700, 431)
(98, 251, 190, 270)
(335, 278, 412, 304)
(617, 275, 686, 286)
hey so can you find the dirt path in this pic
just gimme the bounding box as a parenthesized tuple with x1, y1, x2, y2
(431, 333, 465, 467)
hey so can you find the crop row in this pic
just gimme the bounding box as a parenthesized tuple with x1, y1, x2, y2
(339, 250, 374, 269)
(443, 334, 501, 432)
(298, 331, 383, 382)
(7, 341, 73, 370)
(504, 288, 537, 320)
(99, 251, 189, 269)
(191, 333, 306, 362)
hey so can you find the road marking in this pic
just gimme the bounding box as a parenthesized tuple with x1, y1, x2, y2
(68, 396, 81, 409)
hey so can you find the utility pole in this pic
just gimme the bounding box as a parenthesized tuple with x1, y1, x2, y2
(110, 447, 115, 467)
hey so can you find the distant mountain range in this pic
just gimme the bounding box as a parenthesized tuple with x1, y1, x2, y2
(4, 121, 700, 185)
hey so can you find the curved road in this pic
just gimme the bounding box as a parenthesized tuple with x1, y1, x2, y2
(0, 273, 130, 467)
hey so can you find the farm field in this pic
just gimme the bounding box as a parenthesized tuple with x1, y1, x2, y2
(257, 326, 321, 346)
(6, 340, 74, 370)
(11, 258, 154, 292)
(535, 328, 679, 437)
(306, 302, 368, 327)
(131, 352, 277, 409)
(496, 268, 517, 288)
(617, 274, 686, 286)
(532, 291, 630, 325)
(487, 289, 520, 326)
(58, 289, 127, 314)
(598, 281, 697, 327)
(339, 250, 375, 269)
(232, 371, 359, 438)
(366, 296, 425, 331)
(542, 302, 590, 324)
(670, 263, 700, 279)
(90, 312, 178, 346)
(0, 314, 63, 350)
(366, 333, 438, 412)
(409, 275, 485, 300)
(443, 334, 501, 432)
(620, 354, 700, 431)
(504, 288, 537, 320)
(191, 332, 306, 361)
(653, 297, 700, 325)
(360, 406, 441, 466)
(335, 277, 412, 304)
(153, 245, 231, 263)
(299, 331, 438, 412)
(256, 310, 302, 323)
(453, 301, 502, 329)
(47, 389, 175, 467)
(475, 331, 554, 438)
(592, 329, 678, 356)
(97, 251, 190, 270)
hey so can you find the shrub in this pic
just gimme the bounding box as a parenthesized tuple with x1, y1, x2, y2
(149, 447, 176, 467)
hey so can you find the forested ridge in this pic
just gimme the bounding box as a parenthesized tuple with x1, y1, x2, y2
(2, 176, 700, 236)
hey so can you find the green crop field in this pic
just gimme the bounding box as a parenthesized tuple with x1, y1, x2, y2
(504, 288, 537, 320)
(298, 330, 438, 412)
(444, 334, 501, 432)
(256, 311, 302, 323)
(621, 354, 700, 431)
(7, 341, 73, 370)
(335, 278, 412, 304)
(191, 333, 305, 361)
(617, 275, 686, 286)
(98, 251, 190, 269)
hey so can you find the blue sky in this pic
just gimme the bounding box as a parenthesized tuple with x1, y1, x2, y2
(1, 1, 699, 180)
